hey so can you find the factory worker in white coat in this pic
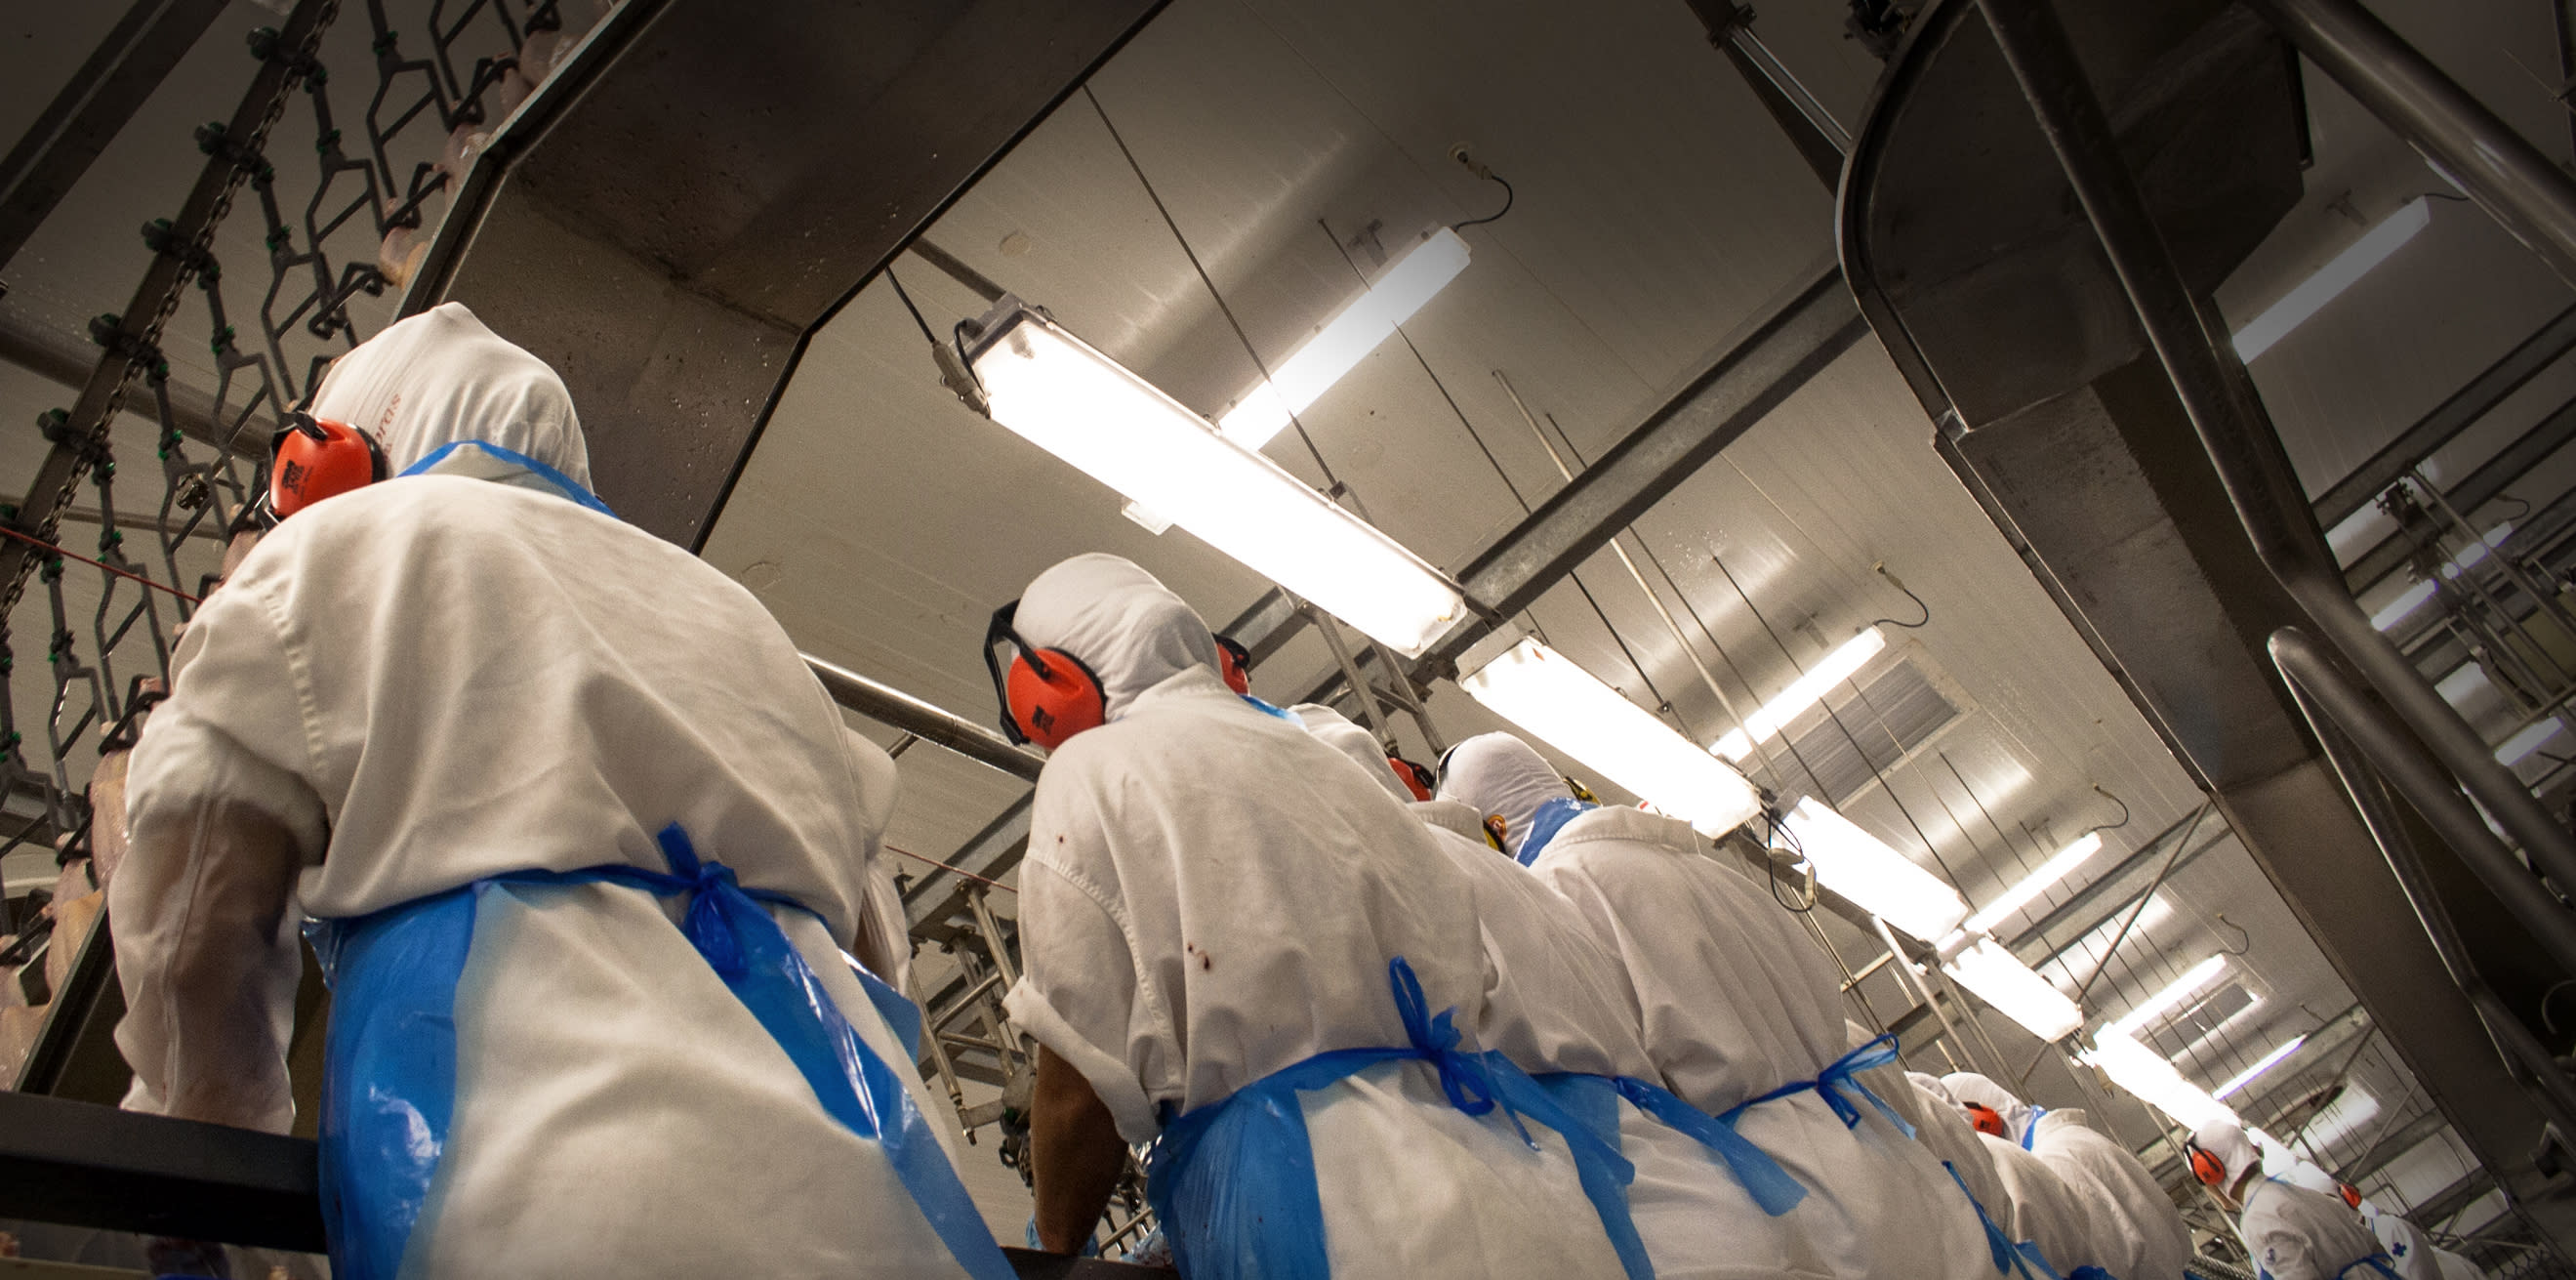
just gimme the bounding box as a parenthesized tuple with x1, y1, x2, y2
(2361, 1201, 2482, 1280)
(997, 556, 1648, 1280)
(1440, 731, 1996, 1280)
(110, 302, 1002, 1280)
(1903, 1073, 2020, 1250)
(1298, 705, 1833, 1279)
(2192, 1118, 2397, 1279)
(1936, 1077, 2104, 1277)
(1951, 1073, 2191, 1278)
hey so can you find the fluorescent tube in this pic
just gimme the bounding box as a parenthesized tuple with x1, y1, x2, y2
(1459, 638, 1763, 839)
(2497, 719, 2565, 766)
(2370, 580, 2437, 632)
(1713, 626, 1888, 762)
(1781, 797, 1969, 940)
(2371, 524, 2511, 631)
(1964, 831, 2105, 934)
(2216, 1034, 2308, 1098)
(969, 304, 1466, 655)
(1218, 227, 1473, 448)
(1944, 935, 2085, 1041)
(2232, 198, 2433, 361)
(2110, 954, 2228, 1037)
(2083, 1027, 2235, 1131)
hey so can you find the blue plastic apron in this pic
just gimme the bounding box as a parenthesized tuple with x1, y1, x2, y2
(1514, 796, 1597, 866)
(307, 823, 1011, 1280)
(1528, 1072, 1808, 1217)
(1718, 1034, 1917, 1138)
(1142, 956, 1655, 1280)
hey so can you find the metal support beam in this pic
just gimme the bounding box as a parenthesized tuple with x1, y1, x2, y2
(2310, 306, 2576, 533)
(2342, 391, 2576, 595)
(0, 1090, 324, 1252)
(805, 653, 1041, 783)
(2008, 802, 2220, 960)
(0, 0, 234, 271)
(2246, 0, 2576, 293)
(2342, 1107, 2448, 1185)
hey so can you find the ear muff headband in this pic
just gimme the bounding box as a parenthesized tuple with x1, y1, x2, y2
(268, 414, 387, 520)
(984, 600, 1107, 751)
(1214, 634, 1252, 695)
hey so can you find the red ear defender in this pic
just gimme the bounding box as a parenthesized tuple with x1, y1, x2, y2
(1390, 757, 1435, 803)
(2188, 1142, 2228, 1188)
(268, 415, 387, 520)
(1965, 1102, 2009, 1138)
(986, 601, 1108, 751)
(2339, 1183, 2361, 1210)
(1215, 634, 1252, 695)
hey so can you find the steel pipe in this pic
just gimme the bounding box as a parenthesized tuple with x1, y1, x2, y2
(2245, 0, 2576, 294)
(2274, 628, 2576, 1000)
(1972, 0, 2576, 916)
(802, 653, 1042, 782)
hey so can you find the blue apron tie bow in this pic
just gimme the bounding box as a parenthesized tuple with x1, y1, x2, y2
(1146, 956, 1653, 1280)
(1944, 1159, 2023, 1275)
(1724, 1034, 1915, 1137)
(311, 824, 1011, 1280)
(2022, 1104, 2046, 1150)
(1609, 1075, 1807, 1216)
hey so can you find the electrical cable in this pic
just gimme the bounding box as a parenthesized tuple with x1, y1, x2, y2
(2213, 912, 2251, 958)
(1312, 221, 1687, 726)
(885, 266, 939, 349)
(0, 526, 201, 604)
(2091, 784, 2132, 833)
(1868, 561, 1931, 630)
(1084, 85, 1345, 496)
(1453, 174, 1515, 230)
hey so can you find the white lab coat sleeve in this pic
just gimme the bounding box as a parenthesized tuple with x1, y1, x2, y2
(113, 581, 329, 1133)
(1002, 782, 1171, 1143)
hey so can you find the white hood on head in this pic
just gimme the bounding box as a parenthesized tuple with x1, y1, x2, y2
(1436, 731, 1571, 858)
(2190, 1116, 2262, 1191)
(1942, 1072, 2037, 1143)
(1290, 703, 1408, 801)
(309, 301, 591, 487)
(1015, 554, 1221, 721)
(1907, 1071, 1960, 1110)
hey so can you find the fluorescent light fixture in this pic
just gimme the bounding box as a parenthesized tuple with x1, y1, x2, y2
(2371, 580, 2437, 632)
(2085, 1027, 2236, 1131)
(2497, 718, 2564, 766)
(968, 303, 1465, 656)
(2216, 1034, 2308, 1098)
(2110, 954, 2228, 1037)
(1964, 831, 2105, 934)
(1944, 935, 2085, 1041)
(1713, 627, 1888, 761)
(2440, 523, 2513, 578)
(2435, 663, 2488, 708)
(2232, 198, 2433, 361)
(1217, 227, 1473, 448)
(1459, 638, 1763, 839)
(1782, 797, 1970, 940)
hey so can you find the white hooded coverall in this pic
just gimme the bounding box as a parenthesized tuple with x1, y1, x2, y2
(1440, 733, 1997, 1280)
(112, 303, 988, 1278)
(2029, 1107, 2194, 1280)
(1305, 708, 1836, 1278)
(2242, 1177, 2401, 1279)
(2365, 1204, 2480, 1280)
(999, 556, 1637, 1280)
(1901, 1073, 2021, 1257)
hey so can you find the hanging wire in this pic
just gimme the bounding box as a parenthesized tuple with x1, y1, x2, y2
(885, 266, 940, 349)
(1453, 172, 1515, 230)
(1312, 221, 1688, 729)
(1868, 561, 1932, 630)
(2089, 783, 2132, 833)
(0, 526, 202, 605)
(1082, 85, 1345, 495)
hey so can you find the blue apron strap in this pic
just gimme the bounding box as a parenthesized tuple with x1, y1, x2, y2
(1816, 1035, 1915, 1136)
(1944, 1160, 2020, 1276)
(395, 438, 618, 517)
(2016, 1240, 2067, 1280)
(648, 825, 1014, 1280)
(2023, 1104, 2045, 1150)
(2067, 1267, 2120, 1280)
(2337, 1258, 2404, 1280)
(849, 959, 924, 1061)
(1612, 1075, 1807, 1216)
(1515, 796, 1597, 866)
(1475, 1054, 1652, 1280)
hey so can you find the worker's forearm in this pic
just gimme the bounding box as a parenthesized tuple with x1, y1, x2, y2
(1030, 1044, 1128, 1255)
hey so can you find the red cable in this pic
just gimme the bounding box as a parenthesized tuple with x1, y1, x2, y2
(0, 524, 203, 605)
(885, 843, 1016, 892)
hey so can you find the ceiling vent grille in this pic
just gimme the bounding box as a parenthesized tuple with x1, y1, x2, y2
(1774, 656, 1962, 805)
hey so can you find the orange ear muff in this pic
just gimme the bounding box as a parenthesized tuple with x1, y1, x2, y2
(1481, 814, 1509, 853)
(1965, 1102, 2008, 1138)
(1389, 757, 1434, 803)
(2339, 1182, 2361, 1210)
(1003, 648, 1106, 751)
(1215, 634, 1252, 695)
(269, 415, 386, 519)
(2188, 1142, 2228, 1188)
